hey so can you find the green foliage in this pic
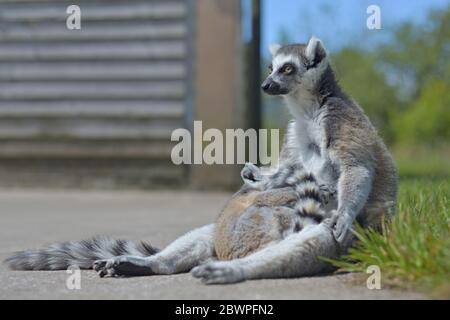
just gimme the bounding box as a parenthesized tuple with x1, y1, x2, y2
(378, 6, 450, 147)
(392, 79, 450, 146)
(378, 7, 450, 101)
(326, 179, 450, 297)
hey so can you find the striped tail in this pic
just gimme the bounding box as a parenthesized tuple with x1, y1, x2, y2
(4, 236, 159, 270)
(294, 178, 330, 227)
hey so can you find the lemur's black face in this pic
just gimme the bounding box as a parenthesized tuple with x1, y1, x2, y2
(261, 40, 327, 96)
(261, 61, 298, 95)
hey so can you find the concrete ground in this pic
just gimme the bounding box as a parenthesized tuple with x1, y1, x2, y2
(0, 190, 421, 300)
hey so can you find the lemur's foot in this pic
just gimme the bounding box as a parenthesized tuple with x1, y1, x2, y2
(191, 261, 245, 285)
(241, 162, 263, 185)
(93, 256, 155, 277)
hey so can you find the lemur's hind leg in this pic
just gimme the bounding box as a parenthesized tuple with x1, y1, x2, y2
(94, 224, 215, 277)
(192, 221, 353, 284)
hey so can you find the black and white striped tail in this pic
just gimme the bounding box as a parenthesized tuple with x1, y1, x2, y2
(4, 236, 159, 270)
(267, 166, 331, 227)
(294, 177, 329, 227)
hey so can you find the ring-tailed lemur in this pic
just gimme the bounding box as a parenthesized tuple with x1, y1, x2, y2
(5, 37, 397, 284)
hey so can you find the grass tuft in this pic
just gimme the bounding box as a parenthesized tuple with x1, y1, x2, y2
(326, 179, 450, 297)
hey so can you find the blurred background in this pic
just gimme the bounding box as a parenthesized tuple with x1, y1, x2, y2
(0, 0, 448, 190)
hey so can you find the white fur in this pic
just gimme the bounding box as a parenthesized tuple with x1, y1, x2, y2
(269, 43, 281, 56)
(282, 83, 335, 188)
(305, 36, 321, 62)
(284, 88, 319, 119)
(295, 117, 325, 172)
(271, 54, 302, 74)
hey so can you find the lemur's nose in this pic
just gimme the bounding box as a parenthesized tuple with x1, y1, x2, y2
(261, 80, 280, 94)
(261, 82, 270, 91)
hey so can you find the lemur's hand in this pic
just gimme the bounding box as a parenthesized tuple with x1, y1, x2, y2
(241, 162, 263, 185)
(331, 210, 354, 243)
(319, 184, 336, 204)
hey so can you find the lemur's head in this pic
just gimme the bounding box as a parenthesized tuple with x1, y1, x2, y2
(261, 36, 328, 96)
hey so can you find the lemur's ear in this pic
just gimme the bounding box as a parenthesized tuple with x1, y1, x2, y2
(269, 43, 281, 56)
(305, 36, 327, 66)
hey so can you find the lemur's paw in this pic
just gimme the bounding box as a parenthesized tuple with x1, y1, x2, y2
(93, 256, 154, 277)
(331, 211, 354, 243)
(191, 262, 245, 285)
(319, 184, 336, 204)
(321, 211, 337, 229)
(241, 162, 262, 185)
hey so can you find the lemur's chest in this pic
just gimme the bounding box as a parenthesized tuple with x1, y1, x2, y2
(293, 118, 328, 178)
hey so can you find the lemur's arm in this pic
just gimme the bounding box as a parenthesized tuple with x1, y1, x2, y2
(318, 100, 377, 243)
(332, 164, 373, 242)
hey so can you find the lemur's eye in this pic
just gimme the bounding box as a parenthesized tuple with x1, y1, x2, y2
(268, 64, 273, 73)
(281, 64, 295, 75)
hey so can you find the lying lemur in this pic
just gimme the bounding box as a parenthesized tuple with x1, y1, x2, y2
(215, 162, 336, 261)
(5, 37, 397, 284)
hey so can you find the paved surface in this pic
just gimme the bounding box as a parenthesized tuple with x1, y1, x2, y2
(0, 190, 421, 300)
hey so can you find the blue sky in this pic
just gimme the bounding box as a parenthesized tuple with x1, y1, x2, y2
(249, 0, 450, 57)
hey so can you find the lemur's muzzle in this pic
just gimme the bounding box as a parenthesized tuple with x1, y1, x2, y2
(261, 79, 288, 95)
(261, 79, 281, 95)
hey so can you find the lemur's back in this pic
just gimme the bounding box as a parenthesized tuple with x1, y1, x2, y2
(214, 187, 299, 260)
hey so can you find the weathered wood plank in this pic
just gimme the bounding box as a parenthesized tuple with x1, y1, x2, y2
(0, 2, 186, 22)
(0, 62, 186, 80)
(0, 101, 185, 118)
(0, 118, 182, 139)
(0, 41, 186, 61)
(0, 22, 186, 41)
(0, 140, 176, 158)
(0, 81, 185, 99)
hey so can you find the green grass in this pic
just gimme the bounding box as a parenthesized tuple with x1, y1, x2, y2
(327, 178, 450, 298)
(393, 145, 450, 179)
